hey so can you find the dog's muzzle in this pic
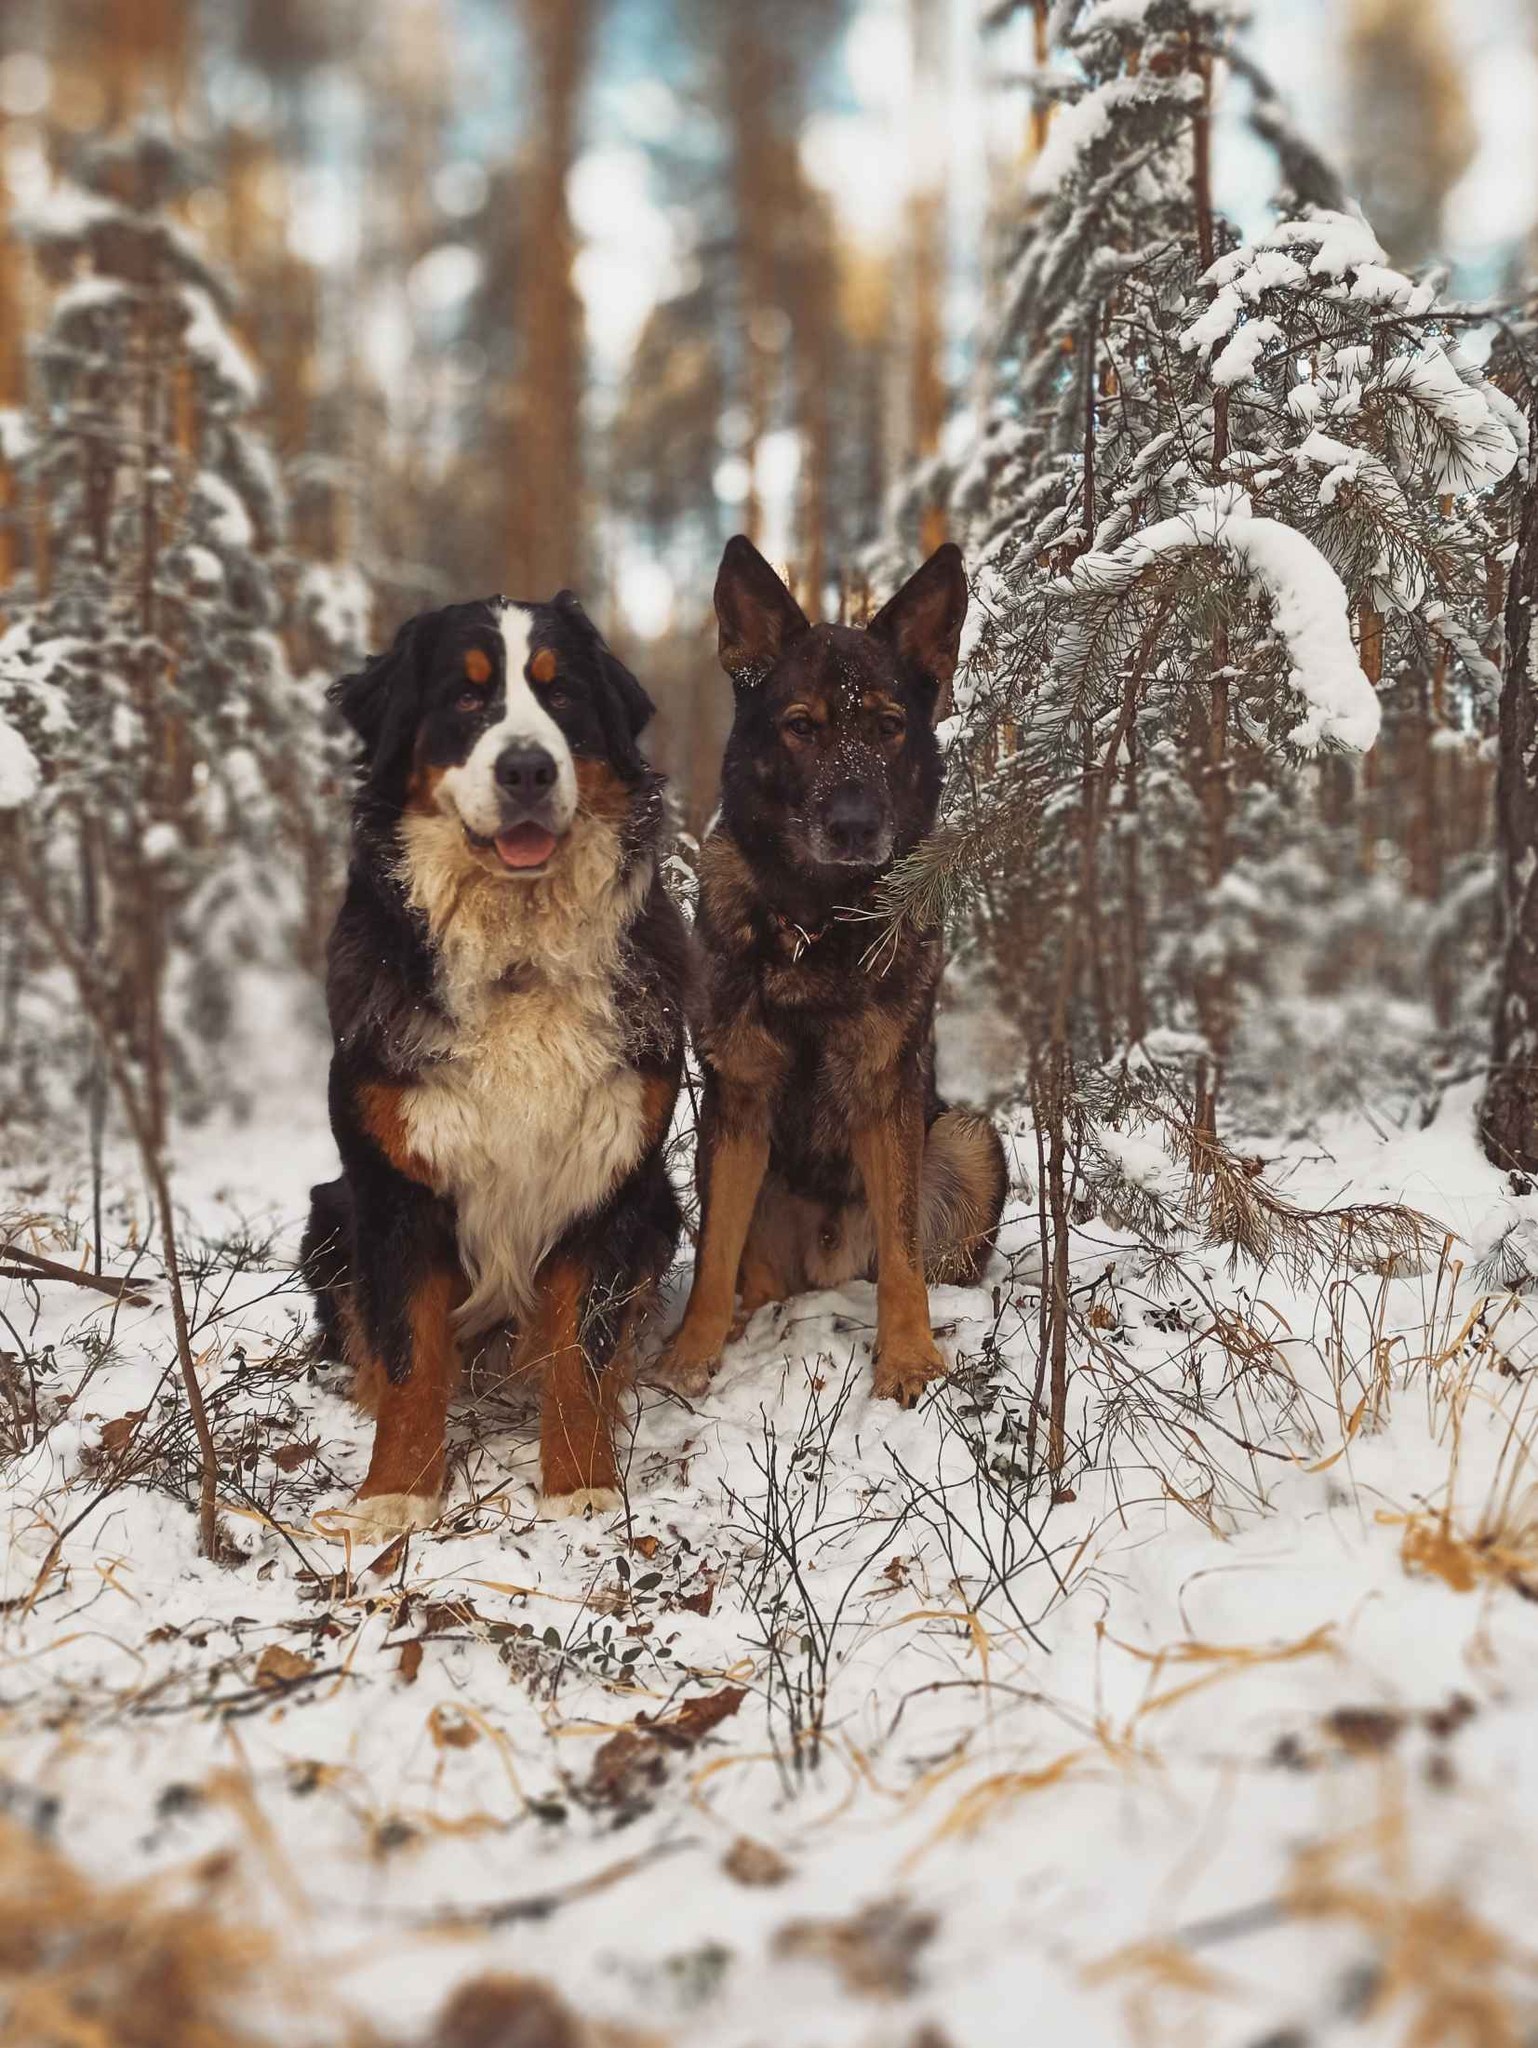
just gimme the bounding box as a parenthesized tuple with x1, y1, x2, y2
(470, 742, 563, 872)
(808, 784, 894, 869)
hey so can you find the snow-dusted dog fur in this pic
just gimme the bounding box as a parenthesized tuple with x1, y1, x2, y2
(302, 594, 686, 1536)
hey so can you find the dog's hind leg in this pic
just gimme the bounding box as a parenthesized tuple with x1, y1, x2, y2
(734, 1174, 817, 1328)
(920, 1107, 1009, 1286)
(802, 1110, 1006, 1297)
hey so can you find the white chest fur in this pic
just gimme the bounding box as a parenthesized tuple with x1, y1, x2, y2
(395, 808, 652, 1332)
(402, 979, 646, 1331)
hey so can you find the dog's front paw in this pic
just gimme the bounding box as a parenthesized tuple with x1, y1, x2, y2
(651, 1327, 724, 1399)
(872, 1334, 945, 1408)
(316, 1491, 441, 1541)
(538, 1486, 623, 1520)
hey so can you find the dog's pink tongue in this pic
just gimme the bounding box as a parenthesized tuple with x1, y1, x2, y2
(494, 823, 557, 870)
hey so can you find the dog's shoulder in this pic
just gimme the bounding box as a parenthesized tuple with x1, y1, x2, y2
(325, 854, 440, 1075)
(614, 863, 690, 1072)
(695, 828, 760, 949)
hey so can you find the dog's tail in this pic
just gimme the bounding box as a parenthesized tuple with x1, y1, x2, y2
(921, 1106, 1009, 1286)
(300, 1177, 355, 1361)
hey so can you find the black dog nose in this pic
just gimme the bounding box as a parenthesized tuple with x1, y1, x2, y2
(494, 744, 558, 803)
(823, 787, 883, 859)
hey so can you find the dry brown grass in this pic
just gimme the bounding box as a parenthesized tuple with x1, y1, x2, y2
(1285, 1800, 1538, 2048)
(0, 1816, 670, 2048)
(1089, 1784, 1538, 2047)
(1383, 1294, 1538, 1598)
(0, 1813, 292, 2048)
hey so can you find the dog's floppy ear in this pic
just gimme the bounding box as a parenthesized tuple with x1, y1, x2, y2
(714, 535, 810, 686)
(867, 542, 969, 723)
(329, 613, 424, 787)
(554, 588, 655, 779)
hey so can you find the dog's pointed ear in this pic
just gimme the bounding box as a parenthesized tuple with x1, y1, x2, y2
(329, 613, 423, 782)
(867, 543, 969, 723)
(714, 535, 810, 686)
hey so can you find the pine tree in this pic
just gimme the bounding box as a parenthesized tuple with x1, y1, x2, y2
(0, 125, 339, 1132)
(1478, 297, 1538, 1175)
(879, 0, 1520, 1468)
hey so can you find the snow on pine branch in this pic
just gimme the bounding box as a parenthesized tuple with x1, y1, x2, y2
(1026, 71, 1200, 198)
(0, 713, 40, 809)
(1379, 343, 1522, 494)
(1180, 211, 1520, 497)
(1067, 484, 1381, 751)
(1180, 211, 1436, 361)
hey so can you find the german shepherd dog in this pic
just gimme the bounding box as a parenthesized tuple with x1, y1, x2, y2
(657, 537, 1007, 1405)
(302, 594, 686, 1537)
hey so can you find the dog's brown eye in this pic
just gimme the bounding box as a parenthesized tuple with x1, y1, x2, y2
(878, 713, 906, 740)
(783, 714, 817, 741)
(456, 689, 488, 714)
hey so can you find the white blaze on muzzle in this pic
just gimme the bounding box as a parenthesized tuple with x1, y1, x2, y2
(436, 602, 578, 840)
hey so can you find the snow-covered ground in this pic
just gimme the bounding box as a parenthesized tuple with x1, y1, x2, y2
(5, 1054, 1538, 2045)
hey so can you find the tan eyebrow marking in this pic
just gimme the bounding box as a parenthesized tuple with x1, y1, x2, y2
(463, 647, 492, 685)
(861, 693, 905, 717)
(782, 700, 828, 724)
(529, 646, 559, 684)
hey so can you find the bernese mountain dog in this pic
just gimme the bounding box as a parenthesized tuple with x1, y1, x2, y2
(301, 592, 686, 1537)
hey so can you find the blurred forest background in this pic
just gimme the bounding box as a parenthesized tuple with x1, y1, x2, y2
(2, 0, 1529, 815)
(8, 0, 1538, 1240)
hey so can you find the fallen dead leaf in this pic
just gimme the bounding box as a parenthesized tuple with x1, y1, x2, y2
(723, 1837, 791, 1887)
(775, 1896, 937, 1999)
(366, 1534, 408, 1579)
(1425, 1693, 1477, 1740)
(640, 1686, 745, 1749)
(254, 1645, 314, 1689)
(422, 1597, 484, 1635)
(428, 1970, 664, 2047)
(429, 1706, 480, 1750)
(1324, 1705, 1404, 1754)
(97, 1411, 147, 1460)
(271, 1439, 317, 1472)
(585, 1729, 668, 1812)
(397, 1639, 424, 1685)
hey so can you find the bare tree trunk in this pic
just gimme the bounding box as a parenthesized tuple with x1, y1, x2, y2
(1409, 656, 1446, 903)
(1028, 0, 1050, 156)
(908, 0, 949, 554)
(725, 12, 776, 546)
(101, 0, 191, 126)
(1122, 728, 1149, 1046)
(1356, 599, 1384, 880)
(0, 110, 24, 597)
(1481, 456, 1538, 1172)
(1190, 42, 1231, 1143)
(7, 825, 220, 1557)
(793, 202, 834, 612)
(514, 0, 591, 592)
